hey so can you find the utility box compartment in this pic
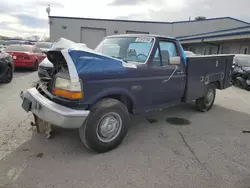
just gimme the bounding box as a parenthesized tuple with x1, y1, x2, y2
(184, 55, 234, 102)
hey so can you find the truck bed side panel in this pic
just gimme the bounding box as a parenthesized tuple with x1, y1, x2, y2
(223, 56, 234, 88)
(184, 55, 234, 102)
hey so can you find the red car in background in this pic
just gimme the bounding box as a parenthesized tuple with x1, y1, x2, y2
(5, 44, 46, 71)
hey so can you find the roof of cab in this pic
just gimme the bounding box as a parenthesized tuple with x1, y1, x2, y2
(105, 34, 177, 40)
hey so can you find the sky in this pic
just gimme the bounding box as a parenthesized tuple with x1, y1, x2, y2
(1, 0, 250, 38)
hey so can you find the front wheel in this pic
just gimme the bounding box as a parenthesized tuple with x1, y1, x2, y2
(79, 98, 130, 153)
(195, 84, 216, 112)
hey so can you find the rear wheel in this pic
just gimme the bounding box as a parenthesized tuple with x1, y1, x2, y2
(79, 98, 130, 153)
(32, 60, 38, 71)
(1, 66, 13, 83)
(195, 84, 216, 112)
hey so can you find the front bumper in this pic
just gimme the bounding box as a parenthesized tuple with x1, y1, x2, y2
(14, 60, 34, 67)
(20, 87, 90, 128)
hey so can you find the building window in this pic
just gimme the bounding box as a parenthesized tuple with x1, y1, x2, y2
(208, 47, 213, 54)
(244, 48, 248, 54)
(188, 47, 193, 52)
(152, 41, 178, 67)
(220, 46, 230, 54)
(203, 48, 207, 55)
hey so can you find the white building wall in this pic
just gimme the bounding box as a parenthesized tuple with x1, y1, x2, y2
(49, 17, 173, 48)
(50, 17, 249, 49)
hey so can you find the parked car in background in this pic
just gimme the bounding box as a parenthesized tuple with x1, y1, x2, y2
(0, 50, 14, 83)
(35, 42, 52, 54)
(4, 40, 33, 46)
(0, 45, 5, 52)
(5, 44, 46, 71)
(38, 42, 87, 80)
(232, 54, 250, 90)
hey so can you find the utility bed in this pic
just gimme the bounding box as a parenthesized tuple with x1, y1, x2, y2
(185, 54, 234, 102)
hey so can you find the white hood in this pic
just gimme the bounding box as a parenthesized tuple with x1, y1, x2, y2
(49, 38, 89, 83)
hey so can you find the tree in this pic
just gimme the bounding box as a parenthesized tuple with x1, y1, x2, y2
(32, 35, 40, 41)
(41, 36, 50, 42)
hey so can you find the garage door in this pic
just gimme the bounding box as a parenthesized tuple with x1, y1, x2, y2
(81, 27, 106, 49)
(126, 30, 150, 34)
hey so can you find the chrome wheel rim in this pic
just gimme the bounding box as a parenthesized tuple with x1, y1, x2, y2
(205, 89, 214, 106)
(96, 112, 122, 143)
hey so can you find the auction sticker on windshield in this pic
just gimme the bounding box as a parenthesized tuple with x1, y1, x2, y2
(135, 37, 153, 43)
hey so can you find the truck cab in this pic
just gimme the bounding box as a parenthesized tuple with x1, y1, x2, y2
(20, 35, 233, 153)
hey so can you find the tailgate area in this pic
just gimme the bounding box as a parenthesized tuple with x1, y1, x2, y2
(184, 55, 234, 102)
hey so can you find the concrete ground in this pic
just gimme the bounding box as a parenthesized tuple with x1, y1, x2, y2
(0, 71, 250, 188)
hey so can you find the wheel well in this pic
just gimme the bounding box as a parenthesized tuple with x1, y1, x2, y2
(101, 94, 134, 114)
(212, 81, 221, 89)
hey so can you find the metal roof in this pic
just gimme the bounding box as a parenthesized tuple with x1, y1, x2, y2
(50, 16, 250, 25)
(180, 30, 250, 41)
(105, 34, 176, 40)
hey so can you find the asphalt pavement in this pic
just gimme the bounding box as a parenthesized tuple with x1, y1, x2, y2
(0, 71, 250, 188)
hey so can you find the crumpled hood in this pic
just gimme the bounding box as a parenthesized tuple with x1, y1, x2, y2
(47, 38, 137, 83)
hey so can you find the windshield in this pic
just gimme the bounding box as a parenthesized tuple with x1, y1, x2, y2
(236, 56, 250, 67)
(5, 45, 31, 52)
(35, 42, 51, 49)
(95, 37, 154, 63)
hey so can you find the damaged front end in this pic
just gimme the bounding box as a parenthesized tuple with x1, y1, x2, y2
(20, 38, 92, 137)
(20, 37, 135, 137)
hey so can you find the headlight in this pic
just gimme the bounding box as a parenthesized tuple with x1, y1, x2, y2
(53, 77, 83, 99)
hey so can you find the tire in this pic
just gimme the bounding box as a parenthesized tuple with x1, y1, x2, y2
(195, 84, 216, 112)
(32, 60, 38, 71)
(79, 98, 130, 153)
(234, 79, 243, 88)
(1, 66, 13, 83)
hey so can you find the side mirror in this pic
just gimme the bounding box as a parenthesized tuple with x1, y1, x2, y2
(169, 57, 181, 65)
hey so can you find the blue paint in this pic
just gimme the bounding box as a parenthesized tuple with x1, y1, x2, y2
(46, 35, 234, 115)
(68, 50, 127, 75)
(180, 30, 250, 41)
(173, 17, 250, 25)
(177, 26, 250, 39)
(177, 40, 187, 65)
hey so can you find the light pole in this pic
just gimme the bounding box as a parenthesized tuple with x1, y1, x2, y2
(46, 4, 50, 17)
(46, 4, 51, 41)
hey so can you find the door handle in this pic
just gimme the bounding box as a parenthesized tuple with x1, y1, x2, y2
(161, 66, 168, 70)
(176, 70, 184, 74)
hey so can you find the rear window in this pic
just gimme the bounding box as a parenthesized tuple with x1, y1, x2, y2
(5, 45, 32, 52)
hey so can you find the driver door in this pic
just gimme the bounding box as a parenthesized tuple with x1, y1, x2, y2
(148, 40, 186, 107)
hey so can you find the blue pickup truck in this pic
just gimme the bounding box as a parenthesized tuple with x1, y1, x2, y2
(20, 35, 233, 153)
